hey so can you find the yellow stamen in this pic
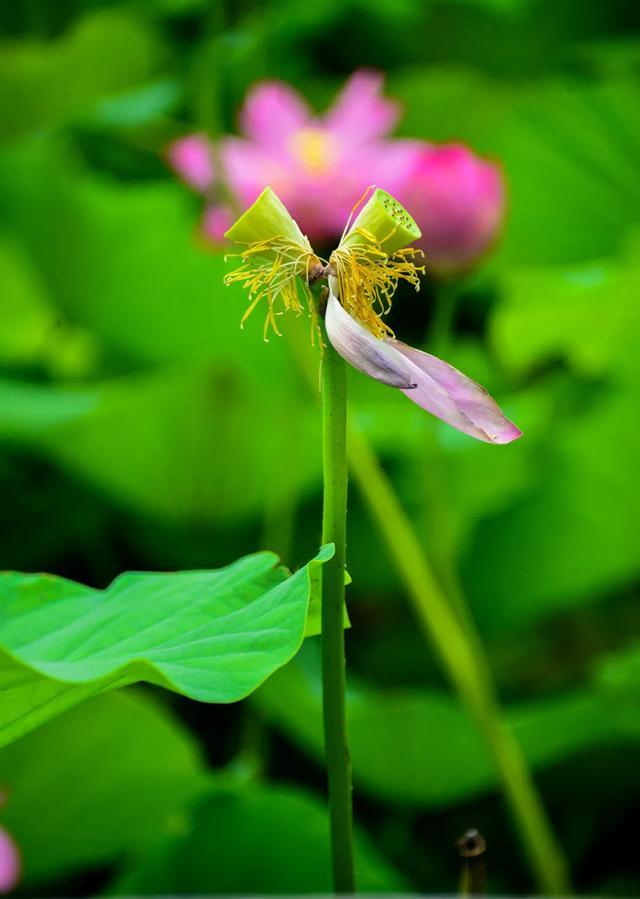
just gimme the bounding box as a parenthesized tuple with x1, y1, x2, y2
(330, 229, 425, 339)
(339, 185, 376, 245)
(224, 236, 325, 341)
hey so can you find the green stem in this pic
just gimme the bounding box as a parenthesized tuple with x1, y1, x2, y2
(430, 278, 460, 358)
(286, 312, 568, 893)
(423, 279, 474, 626)
(422, 282, 567, 890)
(347, 423, 570, 896)
(320, 332, 356, 893)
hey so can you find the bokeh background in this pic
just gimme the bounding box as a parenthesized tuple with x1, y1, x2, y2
(1, 0, 639, 895)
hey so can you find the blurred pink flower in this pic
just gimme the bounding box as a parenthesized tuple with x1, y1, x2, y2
(0, 793, 19, 896)
(169, 71, 422, 244)
(399, 144, 505, 275)
(0, 828, 19, 894)
(167, 134, 214, 192)
(169, 73, 506, 274)
(202, 204, 234, 242)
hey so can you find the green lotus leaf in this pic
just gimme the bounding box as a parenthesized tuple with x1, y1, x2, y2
(0, 544, 333, 748)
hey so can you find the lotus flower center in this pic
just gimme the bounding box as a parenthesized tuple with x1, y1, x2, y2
(290, 128, 334, 175)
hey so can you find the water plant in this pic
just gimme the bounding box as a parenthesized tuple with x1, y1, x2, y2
(224, 184, 522, 891)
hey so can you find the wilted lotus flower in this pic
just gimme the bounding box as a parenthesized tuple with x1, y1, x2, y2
(399, 144, 505, 276)
(168, 71, 422, 243)
(224, 187, 521, 444)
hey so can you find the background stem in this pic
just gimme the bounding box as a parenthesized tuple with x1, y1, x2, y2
(421, 279, 477, 626)
(320, 332, 356, 894)
(429, 278, 460, 358)
(348, 424, 570, 895)
(287, 312, 569, 894)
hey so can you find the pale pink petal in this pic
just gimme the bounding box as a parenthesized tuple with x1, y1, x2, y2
(390, 339, 522, 444)
(325, 290, 416, 388)
(324, 70, 401, 145)
(239, 81, 313, 150)
(325, 293, 520, 443)
(167, 135, 214, 191)
(202, 205, 233, 243)
(0, 829, 20, 894)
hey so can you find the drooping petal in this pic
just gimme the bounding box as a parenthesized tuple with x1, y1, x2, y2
(325, 293, 520, 443)
(0, 828, 20, 894)
(324, 70, 400, 146)
(325, 291, 416, 388)
(167, 134, 214, 192)
(239, 81, 312, 151)
(390, 339, 522, 444)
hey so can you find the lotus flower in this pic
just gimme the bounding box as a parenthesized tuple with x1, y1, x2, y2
(169, 71, 506, 273)
(224, 187, 521, 445)
(399, 144, 505, 275)
(169, 70, 422, 244)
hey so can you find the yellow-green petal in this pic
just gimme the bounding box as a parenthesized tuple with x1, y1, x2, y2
(225, 187, 308, 247)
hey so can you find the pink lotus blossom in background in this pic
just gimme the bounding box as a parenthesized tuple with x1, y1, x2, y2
(169, 71, 422, 243)
(168, 70, 506, 271)
(0, 828, 19, 894)
(398, 144, 505, 275)
(168, 134, 214, 191)
(0, 792, 20, 895)
(0, 793, 19, 895)
(202, 204, 234, 242)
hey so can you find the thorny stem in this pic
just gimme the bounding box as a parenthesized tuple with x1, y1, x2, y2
(319, 312, 356, 893)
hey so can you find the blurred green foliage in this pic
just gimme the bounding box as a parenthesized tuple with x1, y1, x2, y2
(0, 0, 639, 895)
(0, 691, 207, 885)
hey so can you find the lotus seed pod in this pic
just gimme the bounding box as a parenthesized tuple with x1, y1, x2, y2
(340, 188, 421, 258)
